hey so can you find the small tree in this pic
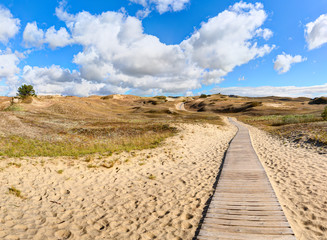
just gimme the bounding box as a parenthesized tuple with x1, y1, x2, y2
(17, 84, 36, 99)
(322, 106, 327, 120)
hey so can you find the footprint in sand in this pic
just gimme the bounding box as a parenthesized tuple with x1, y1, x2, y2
(54, 229, 71, 239)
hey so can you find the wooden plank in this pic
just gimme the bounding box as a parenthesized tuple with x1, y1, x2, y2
(215, 189, 275, 193)
(203, 218, 291, 227)
(206, 209, 285, 216)
(210, 201, 280, 206)
(215, 193, 277, 198)
(205, 213, 287, 221)
(201, 224, 294, 235)
(208, 204, 282, 211)
(198, 230, 296, 240)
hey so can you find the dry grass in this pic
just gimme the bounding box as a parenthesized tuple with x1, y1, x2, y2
(0, 127, 176, 157)
(3, 93, 325, 157)
(8, 186, 24, 199)
(238, 112, 327, 151)
(241, 114, 322, 127)
(0, 95, 223, 158)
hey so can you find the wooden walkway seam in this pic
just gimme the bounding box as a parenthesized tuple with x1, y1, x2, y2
(195, 118, 296, 240)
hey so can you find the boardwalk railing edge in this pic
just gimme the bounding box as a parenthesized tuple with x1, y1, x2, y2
(192, 117, 239, 240)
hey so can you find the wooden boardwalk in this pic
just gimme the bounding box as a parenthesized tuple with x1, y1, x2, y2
(197, 119, 296, 240)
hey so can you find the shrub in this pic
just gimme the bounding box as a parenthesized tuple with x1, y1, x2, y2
(322, 107, 327, 120)
(309, 97, 327, 105)
(17, 84, 36, 99)
(199, 94, 207, 98)
(155, 96, 167, 101)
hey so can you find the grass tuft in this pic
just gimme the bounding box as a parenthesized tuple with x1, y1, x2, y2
(8, 186, 24, 198)
(148, 174, 156, 180)
(5, 104, 23, 112)
(7, 162, 21, 168)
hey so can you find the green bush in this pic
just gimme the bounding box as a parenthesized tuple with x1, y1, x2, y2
(199, 94, 207, 98)
(17, 84, 36, 99)
(322, 107, 327, 120)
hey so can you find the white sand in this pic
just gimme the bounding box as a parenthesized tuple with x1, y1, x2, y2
(0, 121, 237, 240)
(249, 124, 327, 240)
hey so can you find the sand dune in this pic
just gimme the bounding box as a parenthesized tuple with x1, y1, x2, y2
(249, 124, 327, 240)
(0, 121, 237, 239)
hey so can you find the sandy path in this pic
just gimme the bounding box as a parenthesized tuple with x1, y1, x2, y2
(248, 124, 327, 240)
(0, 121, 237, 240)
(175, 102, 186, 111)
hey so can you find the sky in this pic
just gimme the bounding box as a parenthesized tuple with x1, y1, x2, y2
(0, 0, 327, 97)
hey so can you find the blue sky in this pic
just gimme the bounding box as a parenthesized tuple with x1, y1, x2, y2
(0, 0, 327, 97)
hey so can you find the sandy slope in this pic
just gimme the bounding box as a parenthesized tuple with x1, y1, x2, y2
(0, 121, 236, 240)
(249, 125, 327, 240)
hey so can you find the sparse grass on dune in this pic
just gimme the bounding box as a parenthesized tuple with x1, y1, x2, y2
(0, 124, 176, 157)
(4, 104, 23, 112)
(0, 95, 224, 158)
(239, 113, 327, 150)
(242, 114, 322, 126)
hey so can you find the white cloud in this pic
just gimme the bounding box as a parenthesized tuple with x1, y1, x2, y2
(212, 84, 327, 98)
(0, 49, 20, 83)
(17, 65, 128, 97)
(56, 7, 202, 93)
(23, 22, 44, 47)
(136, 8, 151, 19)
(130, 0, 190, 14)
(256, 28, 273, 40)
(181, 2, 274, 82)
(305, 14, 327, 50)
(22, 65, 80, 85)
(0, 49, 22, 96)
(23, 22, 72, 49)
(48, 2, 273, 95)
(274, 53, 306, 74)
(0, 6, 20, 44)
(45, 26, 72, 49)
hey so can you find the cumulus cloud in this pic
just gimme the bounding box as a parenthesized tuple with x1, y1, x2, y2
(12, 2, 273, 96)
(212, 84, 327, 98)
(0, 6, 20, 44)
(23, 22, 72, 49)
(305, 14, 327, 50)
(130, 0, 190, 14)
(55, 6, 202, 93)
(18, 65, 128, 96)
(0, 49, 20, 83)
(44, 1, 272, 95)
(0, 49, 22, 96)
(23, 22, 44, 47)
(45, 27, 72, 49)
(256, 28, 273, 40)
(274, 53, 306, 74)
(181, 2, 274, 83)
